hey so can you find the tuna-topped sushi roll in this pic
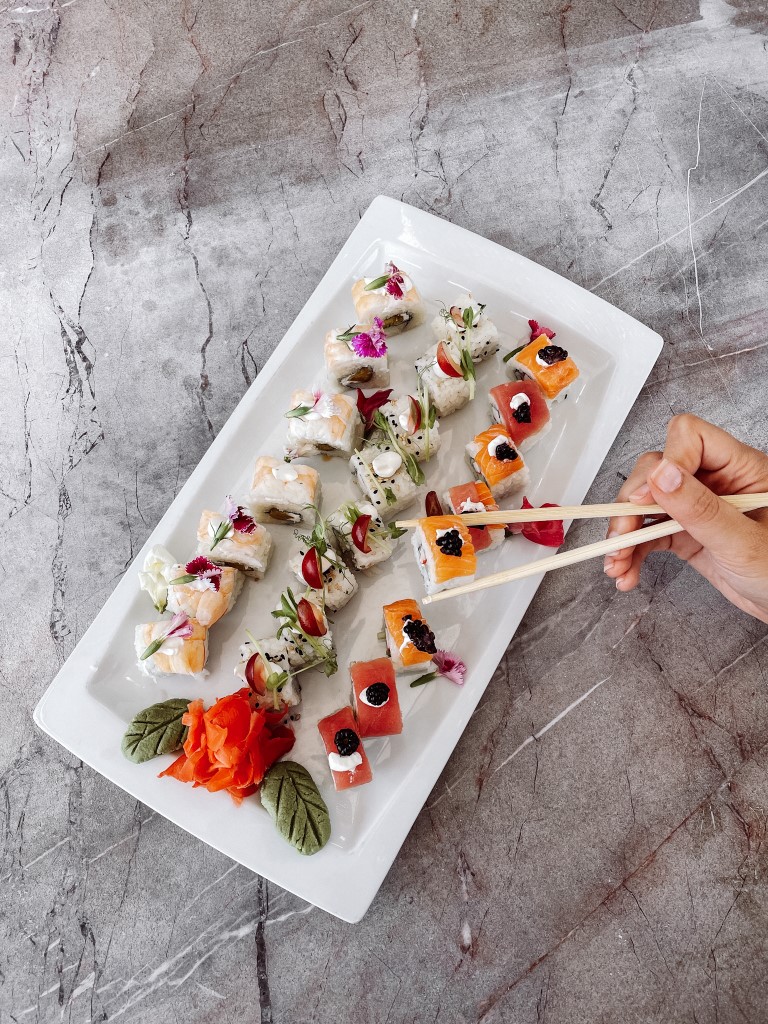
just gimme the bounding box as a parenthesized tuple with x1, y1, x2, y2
(285, 389, 363, 460)
(489, 380, 551, 452)
(444, 481, 505, 555)
(324, 320, 389, 390)
(249, 456, 320, 526)
(467, 425, 530, 499)
(376, 393, 441, 463)
(327, 500, 400, 571)
(352, 261, 423, 335)
(318, 706, 372, 790)
(196, 500, 273, 578)
(235, 636, 302, 710)
(412, 515, 477, 595)
(166, 558, 244, 628)
(273, 588, 337, 676)
(383, 598, 437, 675)
(507, 331, 579, 403)
(135, 614, 208, 677)
(350, 445, 422, 519)
(432, 294, 499, 363)
(415, 340, 473, 418)
(351, 658, 402, 738)
(288, 543, 358, 613)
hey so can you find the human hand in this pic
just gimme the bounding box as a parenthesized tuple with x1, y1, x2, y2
(603, 414, 768, 624)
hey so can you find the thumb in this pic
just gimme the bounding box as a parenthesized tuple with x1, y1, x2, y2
(648, 458, 755, 557)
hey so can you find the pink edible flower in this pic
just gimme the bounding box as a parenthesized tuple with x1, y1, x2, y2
(184, 556, 222, 592)
(433, 649, 466, 687)
(224, 495, 257, 534)
(528, 319, 556, 340)
(385, 262, 406, 299)
(350, 317, 388, 358)
(165, 612, 194, 641)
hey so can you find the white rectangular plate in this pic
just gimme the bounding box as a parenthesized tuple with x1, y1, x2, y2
(35, 196, 662, 922)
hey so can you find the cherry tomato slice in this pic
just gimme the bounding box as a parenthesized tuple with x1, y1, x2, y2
(425, 491, 444, 518)
(297, 597, 327, 637)
(245, 652, 266, 694)
(301, 546, 324, 589)
(351, 513, 372, 553)
(406, 395, 422, 434)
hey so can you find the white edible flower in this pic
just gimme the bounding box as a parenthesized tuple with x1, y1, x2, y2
(138, 544, 177, 612)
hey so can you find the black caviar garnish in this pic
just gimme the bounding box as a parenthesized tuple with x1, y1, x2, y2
(493, 442, 519, 462)
(511, 400, 531, 424)
(537, 344, 568, 365)
(402, 615, 437, 654)
(334, 728, 360, 757)
(436, 529, 463, 557)
(364, 682, 390, 706)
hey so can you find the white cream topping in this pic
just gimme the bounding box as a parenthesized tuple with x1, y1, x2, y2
(435, 527, 458, 541)
(359, 686, 390, 708)
(272, 464, 298, 482)
(510, 393, 530, 411)
(328, 751, 363, 773)
(372, 451, 403, 478)
(487, 434, 513, 459)
(458, 498, 486, 514)
(159, 637, 184, 656)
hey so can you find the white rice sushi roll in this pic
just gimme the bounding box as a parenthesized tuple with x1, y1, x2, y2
(285, 390, 363, 460)
(248, 457, 321, 526)
(415, 343, 472, 418)
(350, 446, 421, 519)
(165, 559, 244, 627)
(282, 625, 336, 672)
(196, 505, 273, 578)
(273, 592, 337, 675)
(327, 500, 398, 571)
(432, 294, 499, 362)
(324, 323, 389, 389)
(410, 515, 477, 595)
(235, 636, 302, 709)
(288, 543, 359, 612)
(134, 615, 208, 677)
(377, 394, 441, 462)
(352, 262, 424, 335)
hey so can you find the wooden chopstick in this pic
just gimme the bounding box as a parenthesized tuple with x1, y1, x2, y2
(422, 493, 768, 605)
(397, 492, 768, 529)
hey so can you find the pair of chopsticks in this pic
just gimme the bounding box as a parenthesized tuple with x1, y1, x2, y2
(395, 493, 768, 604)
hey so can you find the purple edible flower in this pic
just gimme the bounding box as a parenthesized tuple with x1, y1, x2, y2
(350, 317, 388, 358)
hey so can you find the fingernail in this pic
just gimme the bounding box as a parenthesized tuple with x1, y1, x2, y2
(650, 459, 683, 494)
(628, 485, 651, 503)
(604, 557, 614, 573)
(616, 576, 626, 589)
(607, 528, 620, 539)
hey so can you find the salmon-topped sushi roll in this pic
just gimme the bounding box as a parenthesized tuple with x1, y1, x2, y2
(166, 558, 244, 627)
(324, 321, 389, 389)
(432, 294, 499, 363)
(444, 481, 505, 554)
(196, 503, 273, 579)
(318, 707, 372, 790)
(489, 380, 551, 452)
(466, 425, 530, 499)
(285, 390, 363, 460)
(507, 334, 579, 402)
(235, 636, 301, 710)
(351, 658, 402, 738)
(352, 261, 423, 335)
(135, 614, 208, 676)
(248, 456, 321, 526)
(412, 515, 477, 595)
(383, 598, 437, 675)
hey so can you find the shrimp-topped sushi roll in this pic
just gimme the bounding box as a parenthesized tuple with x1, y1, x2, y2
(196, 501, 273, 579)
(377, 393, 441, 462)
(285, 389, 363, 460)
(135, 614, 208, 676)
(249, 457, 320, 526)
(352, 261, 423, 335)
(507, 334, 579, 403)
(415, 342, 472, 418)
(350, 446, 421, 519)
(432, 295, 499, 363)
(235, 636, 301, 710)
(467, 425, 530, 499)
(351, 658, 402, 738)
(489, 380, 551, 452)
(324, 320, 390, 389)
(411, 515, 477, 595)
(318, 707, 372, 790)
(166, 558, 244, 627)
(383, 598, 437, 675)
(327, 500, 398, 570)
(444, 481, 505, 555)
(288, 543, 359, 613)
(273, 589, 337, 676)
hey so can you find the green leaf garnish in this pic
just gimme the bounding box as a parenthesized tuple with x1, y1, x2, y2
(372, 411, 425, 486)
(121, 699, 190, 763)
(428, 405, 437, 429)
(386, 523, 407, 539)
(365, 273, 390, 291)
(383, 486, 397, 506)
(261, 761, 331, 856)
(209, 519, 233, 551)
(410, 672, 438, 688)
(285, 403, 313, 419)
(463, 306, 475, 329)
(140, 636, 166, 661)
(503, 344, 526, 363)
(169, 573, 197, 586)
(336, 324, 358, 342)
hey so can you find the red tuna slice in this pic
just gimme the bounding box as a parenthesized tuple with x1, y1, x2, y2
(317, 707, 372, 791)
(489, 380, 550, 447)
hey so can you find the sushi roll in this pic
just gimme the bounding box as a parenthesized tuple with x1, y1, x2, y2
(327, 500, 398, 571)
(444, 481, 505, 555)
(196, 505, 273, 579)
(351, 658, 402, 738)
(350, 446, 421, 519)
(466, 425, 530, 499)
(377, 394, 441, 462)
(235, 636, 301, 709)
(507, 334, 580, 402)
(351, 261, 423, 335)
(324, 322, 389, 389)
(317, 707, 372, 790)
(432, 294, 499, 363)
(489, 380, 551, 452)
(273, 590, 337, 675)
(285, 390, 363, 460)
(411, 515, 477, 595)
(383, 598, 437, 675)
(134, 615, 208, 676)
(415, 343, 472, 418)
(165, 558, 244, 627)
(288, 543, 359, 613)
(248, 456, 321, 526)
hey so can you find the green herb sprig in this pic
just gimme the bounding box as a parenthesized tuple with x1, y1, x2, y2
(372, 410, 425, 486)
(364, 273, 391, 291)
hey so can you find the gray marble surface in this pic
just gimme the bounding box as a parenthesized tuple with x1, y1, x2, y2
(3, 0, 768, 1019)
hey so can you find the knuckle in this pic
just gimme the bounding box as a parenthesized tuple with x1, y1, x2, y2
(689, 487, 721, 525)
(637, 450, 663, 470)
(668, 412, 699, 438)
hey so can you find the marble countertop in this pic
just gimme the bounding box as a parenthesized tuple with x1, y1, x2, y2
(3, 0, 768, 1020)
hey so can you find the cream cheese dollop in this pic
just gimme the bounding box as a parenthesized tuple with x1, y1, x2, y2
(272, 464, 298, 482)
(487, 434, 513, 459)
(458, 498, 486, 514)
(328, 751, 363, 773)
(510, 393, 529, 411)
(372, 451, 403, 478)
(359, 686, 390, 707)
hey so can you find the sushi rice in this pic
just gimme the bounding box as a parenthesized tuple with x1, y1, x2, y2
(196, 509, 273, 578)
(134, 619, 209, 677)
(377, 394, 441, 462)
(235, 637, 302, 709)
(324, 328, 389, 390)
(350, 446, 421, 519)
(248, 456, 321, 526)
(431, 293, 500, 363)
(326, 500, 398, 571)
(415, 343, 472, 418)
(284, 390, 363, 460)
(287, 544, 359, 612)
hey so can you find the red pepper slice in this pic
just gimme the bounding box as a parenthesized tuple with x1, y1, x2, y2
(425, 491, 444, 518)
(511, 497, 564, 548)
(301, 547, 324, 589)
(351, 513, 372, 553)
(435, 341, 463, 379)
(297, 598, 327, 637)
